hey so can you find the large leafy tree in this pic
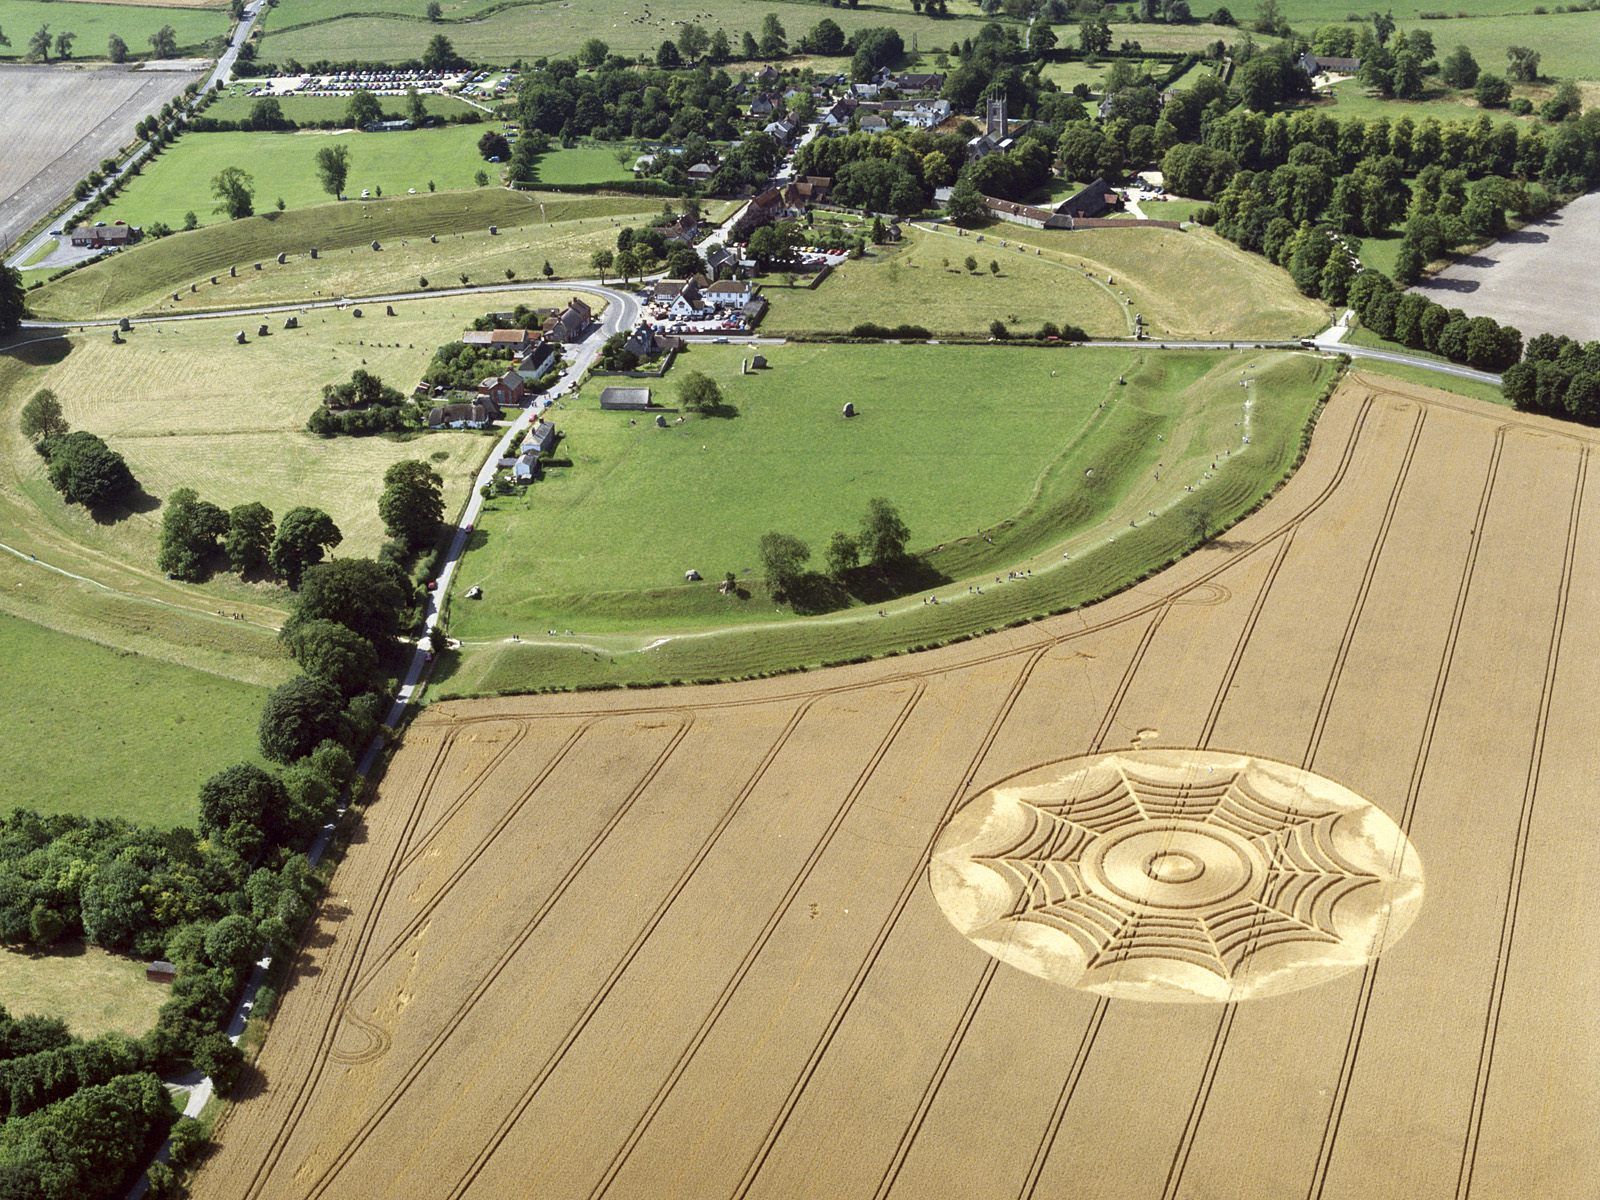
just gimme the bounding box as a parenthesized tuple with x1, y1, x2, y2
(258, 677, 347, 764)
(149, 23, 178, 56)
(858, 497, 910, 564)
(345, 89, 382, 129)
(269, 506, 342, 588)
(378, 459, 443, 551)
(18, 389, 67, 445)
(157, 488, 228, 581)
(199, 763, 288, 859)
(314, 144, 350, 199)
(211, 166, 254, 219)
(282, 619, 380, 696)
(758, 532, 810, 592)
(45, 432, 136, 509)
(225, 501, 275, 576)
(677, 371, 723, 414)
(287, 557, 413, 646)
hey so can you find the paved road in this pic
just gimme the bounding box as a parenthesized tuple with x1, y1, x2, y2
(6, 1, 264, 271)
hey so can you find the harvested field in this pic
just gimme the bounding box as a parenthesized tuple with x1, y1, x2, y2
(1413, 191, 1600, 343)
(0, 62, 204, 248)
(196, 371, 1600, 1200)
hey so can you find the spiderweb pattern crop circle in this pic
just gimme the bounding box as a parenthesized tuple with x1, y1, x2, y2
(929, 750, 1424, 1003)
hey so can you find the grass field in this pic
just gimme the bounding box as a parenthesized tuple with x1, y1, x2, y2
(1396, 10, 1600, 80)
(29, 189, 661, 318)
(258, 0, 977, 66)
(442, 345, 1333, 685)
(521, 141, 641, 186)
(0, 0, 228, 59)
(1355, 363, 1505, 407)
(758, 226, 1127, 338)
(99, 124, 504, 230)
(202, 87, 483, 125)
(0, 611, 265, 824)
(0, 944, 166, 1038)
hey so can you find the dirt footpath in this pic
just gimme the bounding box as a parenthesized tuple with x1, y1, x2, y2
(0, 63, 203, 250)
(1414, 190, 1600, 342)
(195, 372, 1600, 1200)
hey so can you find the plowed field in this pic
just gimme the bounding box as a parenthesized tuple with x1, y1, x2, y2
(196, 372, 1600, 1200)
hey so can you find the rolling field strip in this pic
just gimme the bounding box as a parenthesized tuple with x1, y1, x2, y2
(444, 698, 822, 1199)
(1305, 427, 1509, 1200)
(1159, 401, 1429, 1200)
(345, 718, 597, 999)
(727, 642, 1056, 1200)
(235, 727, 454, 1198)
(871, 605, 1174, 1200)
(1454, 446, 1588, 1200)
(1017, 526, 1301, 1200)
(582, 681, 928, 1199)
(299, 712, 696, 1199)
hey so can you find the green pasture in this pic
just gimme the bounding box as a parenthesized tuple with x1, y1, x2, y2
(1357, 362, 1506, 407)
(0, 0, 229, 60)
(521, 141, 642, 186)
(30, 189, 659, 318)
(99, 124, 499, 230)
(0, 612, 265, 825)
(436, 344, 1334, 692)
(203, 86, 482, 125)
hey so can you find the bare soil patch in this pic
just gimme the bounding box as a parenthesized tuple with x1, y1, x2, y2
(1413, 191, 1600, 343)
(0, 62, 203, 249)
(195, 371, 1599, 1200)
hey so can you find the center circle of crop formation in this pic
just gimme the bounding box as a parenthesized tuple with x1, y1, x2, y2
(929, 749, 1425, 1003)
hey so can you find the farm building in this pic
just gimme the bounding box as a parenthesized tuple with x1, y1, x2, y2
(69, 223, 135, 249)
(543, 297, 592, 344)
(461, 327, 537, 352)
(1296, 52, 1362, 76)
(1055, 177, 1120, 220)
(599, 386, 653, 411)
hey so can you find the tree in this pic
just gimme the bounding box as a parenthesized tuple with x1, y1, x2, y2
(577, 37, 608, 68)
(346, 88, 382, 129)
(741, 30, 760, 59)
(758, 532, 810, 592)
(964, 254, 978, 272)
(406, 86, 427, 126)
(426, 0, 441, 18)
(709, 28, 731, 61)
(807, 17, 846, 55)
(157, 487, 228, 581)
(314, 144, 350, 200)
(199, 763, 287, 860)
(149, 23, 178, 57)
(0, 266, 22, 335)
(1505, 45, 1539, 83)
(1441, 44, 1479, 89)
(270, 506, 342, 587)
(826, 531, 859, 579)
(45, 432, 135, 509)
(287, 557, 412, 646)
(211, 166, 254, 219)
(378, 459, 443, 551)
(192, 1032, 245, 1097)
(541, 258, 554, 277)
(204, 914, 259, 974)
(19, 389, 67, 446)
(259, 676, 346, 763)
(226, 501, 274, 576)
(422, 32, 457, 71)
(1078, 16, 1111, 53)
(28, 24, 50, 62)
(758, 12, 786, 57)
(656, 39, 682, 68)
(478, 130, 509, 160)
(106, 33, 127, 62)
(1474, 72, 1510, 107)
(859, 497, 910, 564)
(54, 30, 74, 59)
(590, 248, 613, 280)
(677, 21, 709, 60)
(247, 95, 288, 130)
(678, 371, 723, 414)
(283, 619, 379, 696)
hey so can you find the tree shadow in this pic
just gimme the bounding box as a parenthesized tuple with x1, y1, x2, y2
(1, 336, 72, 366)
(464, 528, 489, 552)
(844, 556, 951, 603)
(693, 401, 740, 419)
(89, 486, 161, 524)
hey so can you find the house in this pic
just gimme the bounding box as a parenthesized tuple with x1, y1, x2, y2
(68, 223, 134, 249)
(754, 64, 780, 88)
(859, 113, 890, 134)
(477, 370, 525, 409)
(1297, 52, 1362, 76)
(733, 187, 785, 239)
(902, 98, 952, 129)
(525, 419, 559, 454)
(663, 213, 701, 244)
(749, 92, 782, 117)
(461, 327, 537, 352)
(851, 82, 881, 101)
(652, 278, 704, 318)
(782, 175, 831, 210)
(513, 447, 542, 482)
(600, 386, 653, 411)
(821, 96, 858, 129)
(705, 243, 743, 280)
(764, 118, 797, 142)
(517, 340, 557, 379)
(687, 162, 716, 183)
(703, 279, 755, 308)
(543, 297, 592, 343)
(889, 71, 945, 94)
(427, 402, 497, 429)
(1055, 177, 1119, 220)
(623, 324, 684, 359)
(366, 118, 413, 132)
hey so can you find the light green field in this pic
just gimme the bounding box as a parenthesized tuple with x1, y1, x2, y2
(1308, 79, 1537, 124)
(1040, 58, 1196, 94)
(259, 0, 978, 66)
(758, 225, 1128, 337)
(521, 141, 642, 186)
(436, 344, 1336, 692)
(0, 944, 166, 1038)
(30, 189, 659, 318)
(1396, 10, 1600, 81)
(1104, 21, 1262, 51)
(0, 611, 265, 824)
(0, 0, 229, 60)
(1357, 363, 1506, 407)
(0, 291, 573, 681)
(101, 124, 500, 229)
(203, 87, 483, 125)
(1146, 198, 1209, 223)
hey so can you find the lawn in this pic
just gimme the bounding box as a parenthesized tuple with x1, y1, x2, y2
(1396, 10, 1600, 81)
(99, 124, 505, 230)
(447, 343, 1329, 639)
(991, 220, 1329, 339)
(0, 612, 265, 825)
(259, 0, 979, 65)
(0, 0, 229, 59)
(0, 943, 167, 1039)
(521, 140, 642, 186)
(757, 225, 1128, 338)
(30, 188, 659, 318)
(203, 87, 483, 125)
(1304, 79, 1536, 124)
